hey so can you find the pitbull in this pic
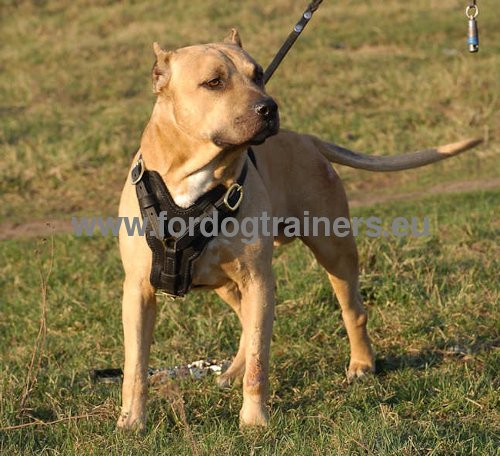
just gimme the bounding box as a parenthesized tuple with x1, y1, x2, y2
(117, 29, 480, 430)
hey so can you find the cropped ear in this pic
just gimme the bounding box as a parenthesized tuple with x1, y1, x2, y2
(223, 28, 243, 48)
(152, 42, 172, 94)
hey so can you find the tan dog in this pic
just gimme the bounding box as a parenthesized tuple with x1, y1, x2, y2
(117, 30, 480, 431)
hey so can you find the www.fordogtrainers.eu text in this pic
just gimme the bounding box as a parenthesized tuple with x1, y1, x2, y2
(72, 211, 431, 244)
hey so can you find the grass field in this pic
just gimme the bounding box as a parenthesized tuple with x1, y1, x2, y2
(1, 0, 499, 454)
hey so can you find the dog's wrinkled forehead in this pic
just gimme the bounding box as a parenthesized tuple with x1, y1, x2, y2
(171, 44, 261, 83)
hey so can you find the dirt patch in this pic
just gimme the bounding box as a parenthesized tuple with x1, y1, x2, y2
(1, 178, 498, 241)
(348, 177, 500, 207)
(0, 220, 75, 241)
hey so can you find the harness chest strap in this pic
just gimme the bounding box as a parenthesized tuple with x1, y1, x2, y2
(130, 149, 254, 298)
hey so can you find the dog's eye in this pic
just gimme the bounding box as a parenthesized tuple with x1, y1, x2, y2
(203, 77, 224, 89)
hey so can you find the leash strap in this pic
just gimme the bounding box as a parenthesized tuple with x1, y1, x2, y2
(248, 146, 258, 168)
(264, 0, 324, 84)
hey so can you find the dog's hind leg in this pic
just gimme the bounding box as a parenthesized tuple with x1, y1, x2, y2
(303, 232, 375, 380)
(117, 277, 156, 431)
(215, 282, 246, 387)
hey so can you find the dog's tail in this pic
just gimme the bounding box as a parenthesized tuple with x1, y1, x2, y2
(313, 136, 482, 171)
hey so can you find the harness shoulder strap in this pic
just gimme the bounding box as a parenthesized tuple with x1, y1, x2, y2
(248, 147, 257, 168)
(130, 151, 250, 297)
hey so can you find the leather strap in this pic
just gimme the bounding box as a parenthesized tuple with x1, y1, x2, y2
(248, 147, 258, 168)
(263, 0, 324, 83)
(130, 149, 253, 297)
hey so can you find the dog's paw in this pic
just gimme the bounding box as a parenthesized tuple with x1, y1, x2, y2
(347, 359, 375, 382)
(239, 403, 269, 429)
(216, 371, 243, 388)
(116, 411, 146, 432)
(216, 373, 233, 388)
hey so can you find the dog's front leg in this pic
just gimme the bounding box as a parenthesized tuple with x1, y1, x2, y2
(238, 277, 275, 428)
(117, 277, 156, 431)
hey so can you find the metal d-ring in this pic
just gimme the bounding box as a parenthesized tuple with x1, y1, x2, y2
(223, 183, 244, 211)
(131, 157, 145, 185)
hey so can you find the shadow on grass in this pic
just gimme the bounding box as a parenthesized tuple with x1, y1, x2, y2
(24, 407, 57, 422)
(376, 348, 444, 376)
(376, 329, 500, 377)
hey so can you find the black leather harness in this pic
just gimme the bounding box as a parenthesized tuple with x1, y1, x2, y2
(130, 149, 256, 298)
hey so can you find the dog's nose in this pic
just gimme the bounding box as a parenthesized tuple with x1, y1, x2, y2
(254, 98, 278, 120)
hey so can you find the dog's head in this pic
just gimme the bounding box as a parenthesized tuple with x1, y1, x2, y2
(152, 29, 280, 149)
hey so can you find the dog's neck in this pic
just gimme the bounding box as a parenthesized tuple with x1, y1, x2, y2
(139, 100, 247, 208)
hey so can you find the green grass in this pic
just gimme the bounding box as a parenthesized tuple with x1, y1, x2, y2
(1, 190, 499, 454)
(1, 0, 499, 454)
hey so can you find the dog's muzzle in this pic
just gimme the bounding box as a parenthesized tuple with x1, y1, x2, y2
(249, 97, 280, 145)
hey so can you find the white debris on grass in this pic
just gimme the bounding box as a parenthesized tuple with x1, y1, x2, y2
(148, 359, 231, 385)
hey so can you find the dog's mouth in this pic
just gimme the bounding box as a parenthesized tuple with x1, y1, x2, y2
(212, 115, 280, 149)
(248, 116, 280, 145)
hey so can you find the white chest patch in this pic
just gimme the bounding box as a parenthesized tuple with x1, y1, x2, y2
(171, 163, 216, 208)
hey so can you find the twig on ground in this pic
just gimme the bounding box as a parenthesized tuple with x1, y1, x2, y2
(156, 380, 199, 456)
(0, 405, 113, 432)
(19, 236, 54, 412)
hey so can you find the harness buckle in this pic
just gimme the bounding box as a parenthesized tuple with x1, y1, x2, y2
(223, 183, 244, 211)
(131, 157, 145, 185)
(162, 236, 178, 251)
